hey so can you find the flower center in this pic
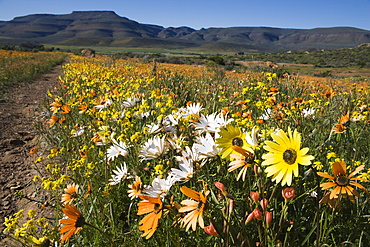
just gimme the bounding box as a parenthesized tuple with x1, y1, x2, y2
(336, 176, 350, 186)
(232, 137, 244, 147)
(75, 215, 85, 228)
(283, 149, 297, 165)
(70, 192, 78, 199)
(154, 203, 162, 213)
(197, 201, 204, 211)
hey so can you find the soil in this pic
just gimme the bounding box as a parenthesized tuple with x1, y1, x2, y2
(0, 64, 63, 244)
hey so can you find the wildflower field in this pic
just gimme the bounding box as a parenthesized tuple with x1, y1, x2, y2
(2, 53, 370, 246)
(0, 50, 67, 92)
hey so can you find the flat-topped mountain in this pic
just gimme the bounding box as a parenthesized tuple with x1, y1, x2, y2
(1, 11, 370, 52)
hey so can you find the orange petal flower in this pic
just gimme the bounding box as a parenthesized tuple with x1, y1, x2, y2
(50, 101, 63, 112)
(178, 186, 208, 231)
(332, 123, 347, 133)
(137, 195, 164, 239)
(59, 204, 85, 243)
(61, 183, 79, 204)
(317, 161, 369, 202)
(128, 176, 144, 199)
(61, 104, 72, 114)
(47, 115, 59, 127)
(29, 147, 38, 156)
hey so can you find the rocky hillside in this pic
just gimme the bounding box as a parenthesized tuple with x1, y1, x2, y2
(1, 11, 370, 52)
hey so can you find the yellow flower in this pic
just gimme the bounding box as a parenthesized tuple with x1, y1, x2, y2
(262, 127, 314, 186)
(313, 161, 323, 170)
(216, 124, 253, 159)
(327, 152, 337, 159)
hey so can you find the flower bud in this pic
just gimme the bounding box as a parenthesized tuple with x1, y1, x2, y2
(265, 211, 273, 228)
(253, 208, 262, 220)
(250, 191, 259, 203)
(282, 187, 296, 202)
(245, 211, 255, 224)
(204, 222, 218, 237)
(214, 182, 226, 193)
(260, 198, 268, 210)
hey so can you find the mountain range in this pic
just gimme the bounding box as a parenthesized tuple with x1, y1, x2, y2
(1, 10, 370, 53)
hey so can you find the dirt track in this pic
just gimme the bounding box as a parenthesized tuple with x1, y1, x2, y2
(0, 64, 63, 243)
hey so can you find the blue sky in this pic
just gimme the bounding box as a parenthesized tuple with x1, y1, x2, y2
(1, 0, 370, 30)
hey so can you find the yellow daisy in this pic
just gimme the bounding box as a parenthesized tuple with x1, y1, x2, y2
(262, 127, 314, 186)
(215, 124, 253, 159)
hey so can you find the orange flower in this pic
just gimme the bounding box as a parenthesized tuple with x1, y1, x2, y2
(317, 161, 369, 202)
(79, 150, 87, 159)
(250, 191, 259, 203)
(332, 123, 347, 133)
(61, 104, 72, 114)
(268, 87, 279, 96)
(50, 101, 63, 112)
(332, 111, 350, 133)
(339, 111, 350, 125)
(83, 182, 91, 199)
(29, 147, 38, 156)
(319, 191, 340, 208)
(137, 195, 164, 239)
(59, 204, 85, 243)
(79, 104, 88, 113)
(128, 176, 144, 199)
(178, 186, 208, 231)
(221, 107, 229, 116)
(61, 183, 79, 204)
(324, 88, 334, 98)
(265, 211, 273, 228)
(47, 115, 59, 127)
(228, 146, 254, 181)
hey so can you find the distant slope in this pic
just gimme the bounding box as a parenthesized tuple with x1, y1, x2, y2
(1, 11, 370, 53)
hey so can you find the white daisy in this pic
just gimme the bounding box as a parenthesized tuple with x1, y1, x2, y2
(146, 123, 162, 134)
(134, 111, 150, 119)
(260, 108, 272, 120)
(187, 102, 204, 115)
(163, 114, 179, 126)
(169, 156, 194, 183)
(109, 163, 131, 185)
(122, 97, 140, 108)
(193, 132, 220, 159)
(144, 176, 176, 198)
(177, 103, 203, 120)
(166, 134, 187, 152)
(139, 135, 168, 160)
(94, 99, 113, 111)
(194, 112, 221, 133)
(214, 112, 234, 130)
(245, 127, 259, 147)
(107, 133, 130, 161)
(302, 108, 315, 117)
(71, 127, 85, 137)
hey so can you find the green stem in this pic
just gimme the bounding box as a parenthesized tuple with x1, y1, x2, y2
(85, 222, 116, 247)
